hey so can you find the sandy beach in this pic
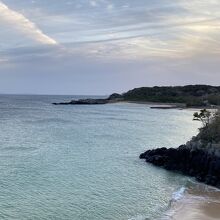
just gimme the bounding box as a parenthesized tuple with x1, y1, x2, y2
(123, 100, 220, 110)
(167, 184, 220, 220)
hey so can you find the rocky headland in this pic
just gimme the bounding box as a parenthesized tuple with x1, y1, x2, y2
(52, 93, 123, 105)
(140, 110, 220, 187)
(53, 98, 109, 105)
(53, 85, 220, 107)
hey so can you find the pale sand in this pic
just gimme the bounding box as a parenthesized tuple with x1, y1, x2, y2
(169, 184, 220, 220)
(119, 101, 219, 111)
(171, 199, 220, 220)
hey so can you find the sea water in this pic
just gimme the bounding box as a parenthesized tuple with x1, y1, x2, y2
(0, 95, 200, 220)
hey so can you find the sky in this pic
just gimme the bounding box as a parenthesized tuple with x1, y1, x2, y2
(0, 0, 220, 95)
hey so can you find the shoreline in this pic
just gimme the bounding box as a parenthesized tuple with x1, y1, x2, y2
(165, 183, 220, 220)
(120, 100, 219, 110)
(67, 98, 219, 110)
(52, 96, 220, 110)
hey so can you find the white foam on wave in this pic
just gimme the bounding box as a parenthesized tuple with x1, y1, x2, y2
(161, 182, 220, 220)
(172, 186, 186, 201)
(159, 187, 187, 220)
(128, 215, 148, 220)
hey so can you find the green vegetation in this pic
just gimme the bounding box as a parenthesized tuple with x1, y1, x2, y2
(193, 109, 220, 144)
(193, 109, 212, 127)
(122, 85, 220, 107)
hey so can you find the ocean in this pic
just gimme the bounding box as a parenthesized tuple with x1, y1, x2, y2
(0, 95, 201, 220)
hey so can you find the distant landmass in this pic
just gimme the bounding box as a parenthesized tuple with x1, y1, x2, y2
(53, 85, 220, 107)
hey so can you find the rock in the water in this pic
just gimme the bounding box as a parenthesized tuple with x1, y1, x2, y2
(53, 98, 109, 105)
(53, 93, 123, 105)
(140, 143, 220, 187)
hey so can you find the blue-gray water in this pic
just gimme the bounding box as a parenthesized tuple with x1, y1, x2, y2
(0, 95, 200, 220)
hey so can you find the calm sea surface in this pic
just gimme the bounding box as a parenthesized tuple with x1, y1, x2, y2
(0, 95, 200, 220)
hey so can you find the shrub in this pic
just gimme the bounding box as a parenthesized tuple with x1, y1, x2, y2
(195, 109, 220, 144)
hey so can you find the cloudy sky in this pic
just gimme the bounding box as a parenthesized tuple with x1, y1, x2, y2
(0, 0, 219, 95)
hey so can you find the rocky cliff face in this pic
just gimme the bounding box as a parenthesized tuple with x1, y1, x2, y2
(140, 110, 220, 187)
(140, 140, 220, 187)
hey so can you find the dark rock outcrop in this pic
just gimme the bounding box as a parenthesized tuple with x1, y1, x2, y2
(53, 93, 124, 105)
(107, 93, 123, 100)
(140, 143, 220, 187)
(53, 98, 109, 105)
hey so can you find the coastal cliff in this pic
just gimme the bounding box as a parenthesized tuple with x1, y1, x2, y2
(140, 110, 220, 187)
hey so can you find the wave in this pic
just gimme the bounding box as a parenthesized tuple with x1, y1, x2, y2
(161, 182, 220, 220)
(171, 186, 186, 201)
(128, 215, 149, 220)
(160, 186, 187, 220)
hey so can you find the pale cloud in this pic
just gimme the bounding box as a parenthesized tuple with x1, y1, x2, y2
(0, 0, 220, 94)
(90, 1, 97, 7)
(1, 0, 220, 60)
(0, 1, 57, 45)
(107, 3, 114, 10)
